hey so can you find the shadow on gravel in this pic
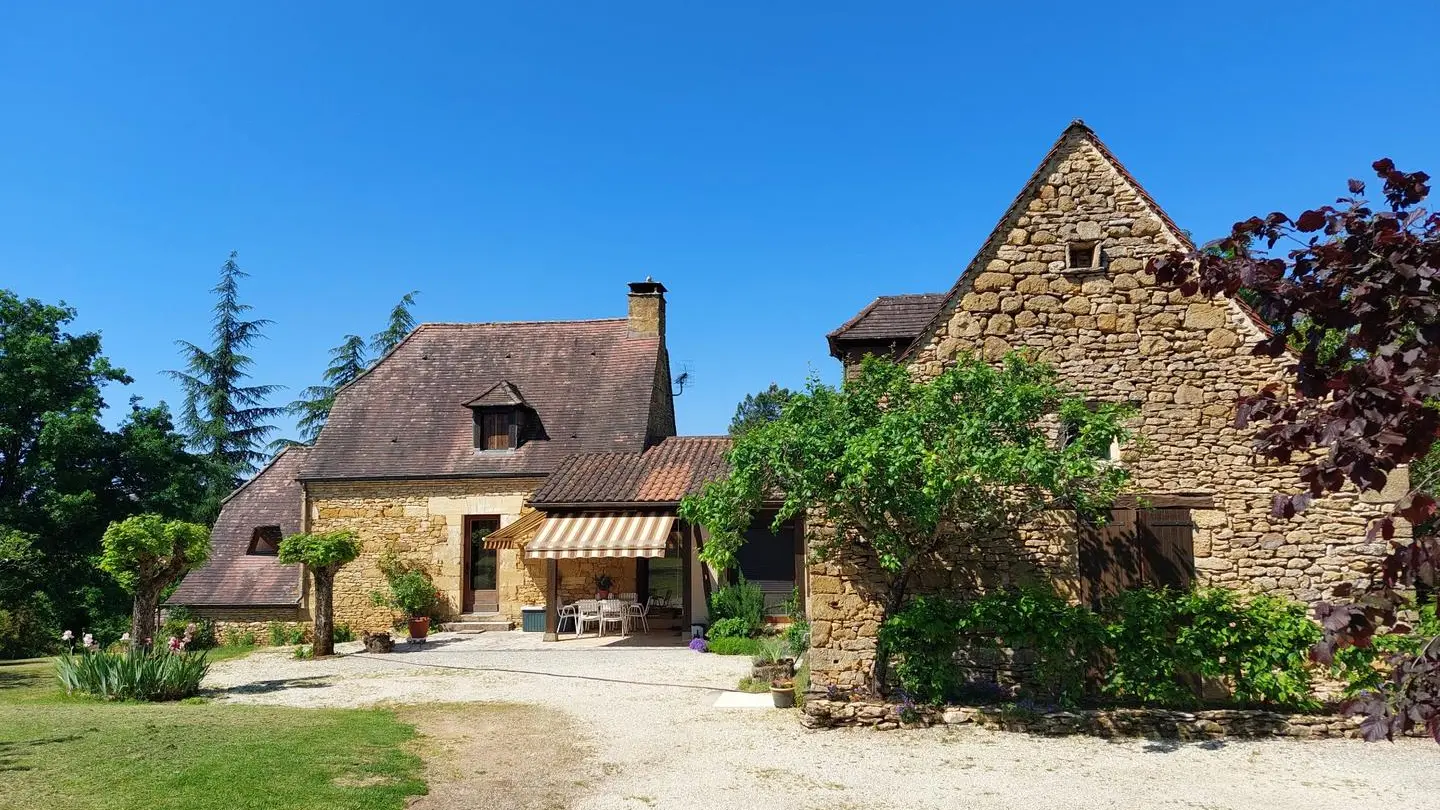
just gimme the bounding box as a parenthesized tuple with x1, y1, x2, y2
(217, 675, 333, 696)
(1126, 738, 1230, 754)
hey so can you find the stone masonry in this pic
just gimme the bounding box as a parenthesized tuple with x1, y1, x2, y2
(306, 478, 545, 630)
(807, 124, 1405, 694)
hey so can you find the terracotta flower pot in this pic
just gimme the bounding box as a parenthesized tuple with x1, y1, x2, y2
(407, 616, 430, 639)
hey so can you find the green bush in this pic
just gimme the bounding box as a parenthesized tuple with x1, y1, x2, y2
(371, 548, 441, 621)
(708, 576, 765, 637)
(783, 586, 810, 655)
(223, 629, 258, 648)
(0, 592, 61, 659)
(707, 617, 753, 640)
(881, 586, 1327, 709)
(55, 647, 210, 701)
(707, 636, 764, 656)
(268, 622, 307, 646)
(333, 623, 356, 644)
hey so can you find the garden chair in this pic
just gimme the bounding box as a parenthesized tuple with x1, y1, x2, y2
(619, 592, 638, 604)
(556, 602, 579, 635)
(626, 595, 657, 633)
(599, 598, 626, 637)
(575, 599, 601, 637)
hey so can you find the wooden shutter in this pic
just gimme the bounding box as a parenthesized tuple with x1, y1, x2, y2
(1137, 508, 1195, 590)
(483, 411, 511, 450)
(1078, 509, 1142, 608)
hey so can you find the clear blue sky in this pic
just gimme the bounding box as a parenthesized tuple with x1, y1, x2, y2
(4, 2, 1437, 440)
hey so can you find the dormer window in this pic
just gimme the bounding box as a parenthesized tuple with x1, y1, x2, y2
(476, 408, 523, 451)
(464, 380, 534, 453)
(248, 526, 282, 556)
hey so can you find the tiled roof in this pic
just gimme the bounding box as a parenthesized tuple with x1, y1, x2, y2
(530, 435, 732, 506)
(827, 293, 947, 357)
(169, 447, 307, 607)
(301, 319, 668, 480)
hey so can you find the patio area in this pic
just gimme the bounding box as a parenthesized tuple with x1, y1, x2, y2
(204, 631, 1437, 810)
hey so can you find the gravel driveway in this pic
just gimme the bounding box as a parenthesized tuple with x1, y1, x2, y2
(205, 631, 1433, 810)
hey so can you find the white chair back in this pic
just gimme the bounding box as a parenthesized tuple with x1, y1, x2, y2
(577, 599, 599, 614)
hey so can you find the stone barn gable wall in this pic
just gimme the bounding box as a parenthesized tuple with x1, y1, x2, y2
(807, 125, 1402, 692)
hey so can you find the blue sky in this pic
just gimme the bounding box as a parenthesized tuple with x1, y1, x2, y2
(3, 2, 1437, 440)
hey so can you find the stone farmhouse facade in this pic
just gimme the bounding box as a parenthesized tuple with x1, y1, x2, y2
(814, 121, 1404, 692)
(173, 281, 683, 632)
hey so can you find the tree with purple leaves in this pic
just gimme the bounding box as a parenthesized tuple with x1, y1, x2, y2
(1147, 159, 1440, 742)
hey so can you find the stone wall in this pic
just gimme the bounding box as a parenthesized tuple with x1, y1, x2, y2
(187, 606, 311, 645)
(801, 699, 1364, 740)
(809, 128, 1403, 693)
(306, 477, 544, 630)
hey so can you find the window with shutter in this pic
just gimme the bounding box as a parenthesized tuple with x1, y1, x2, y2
(1078, 507, 1195, 606)
(473, 408, 525, 451)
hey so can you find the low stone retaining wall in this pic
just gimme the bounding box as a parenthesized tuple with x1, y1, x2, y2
(801, 699, 1361, 739)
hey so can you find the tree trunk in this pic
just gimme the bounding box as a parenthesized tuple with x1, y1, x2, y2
(132, 581, 163, 650)
(312, 567, 335, 657)
(871, 555, 922, 695)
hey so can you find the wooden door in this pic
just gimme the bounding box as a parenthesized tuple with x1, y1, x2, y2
(464, 516, 501, 613)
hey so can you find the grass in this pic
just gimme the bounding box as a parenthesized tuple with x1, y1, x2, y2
(205, 644, 258, 663)
(0, 658, 425, 810)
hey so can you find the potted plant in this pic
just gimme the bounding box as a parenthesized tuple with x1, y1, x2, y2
(771, 677, 796, 709)
(594, 573, 614, 599)
(751, 636, 795, 682)
(372, 567, 439, 640)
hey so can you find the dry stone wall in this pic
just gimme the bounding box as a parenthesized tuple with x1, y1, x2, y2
(809, 129, 1403, 693)
(306, 478, 544, 630)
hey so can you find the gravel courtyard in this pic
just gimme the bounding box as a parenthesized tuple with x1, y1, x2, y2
(205, 631, 1433, 810)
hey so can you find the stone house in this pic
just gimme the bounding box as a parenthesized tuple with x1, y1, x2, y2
(813, 120, 1403, 692)
(173, 281, 681, 632)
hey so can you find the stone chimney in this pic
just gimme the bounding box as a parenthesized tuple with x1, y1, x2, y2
(627, 278, 667, 338)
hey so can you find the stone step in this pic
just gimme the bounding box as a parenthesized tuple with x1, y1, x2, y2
(442, 619, 514, 634)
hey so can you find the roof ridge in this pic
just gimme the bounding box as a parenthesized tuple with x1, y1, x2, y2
(897, 122, 1195, 361)
(418, 317, 628, 328)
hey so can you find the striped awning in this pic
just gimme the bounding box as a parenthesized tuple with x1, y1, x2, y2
(482, 510, 546, 550)
(523, 510, 676, 559)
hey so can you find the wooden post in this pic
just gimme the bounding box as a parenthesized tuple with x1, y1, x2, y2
(681, 524, 694, 634)
(543, 558, 559, 641)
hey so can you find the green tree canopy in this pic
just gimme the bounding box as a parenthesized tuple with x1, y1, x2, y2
(99, 514, 210, 645)
(728, 383, 794, 438)
(169, 252, 282, 506)
(287, 334, 368, 445)
(279, 530, 362, 656)
(681, 353, 1134, 689)
(370, 290, 420, 358)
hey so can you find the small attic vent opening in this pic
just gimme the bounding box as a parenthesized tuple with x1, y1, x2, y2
(1068, 242, 1098, 270)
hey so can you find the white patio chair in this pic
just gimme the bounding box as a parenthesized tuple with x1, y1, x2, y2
(599, 598, 626, 637)
(626, 595, 656, 633)
(556, 602, 579, 635)
(575, 599, 601, 637)
(619, 592, 638, 604)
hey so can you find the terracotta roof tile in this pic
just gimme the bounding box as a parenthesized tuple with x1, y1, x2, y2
(169, 447, 306, 607)
(530, 435, 732, 505)
(301, 319, 668, 480)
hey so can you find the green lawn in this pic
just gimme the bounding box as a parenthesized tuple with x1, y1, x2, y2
(0, 659, 426, 810)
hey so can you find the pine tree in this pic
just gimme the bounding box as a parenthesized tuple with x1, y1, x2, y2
(287, 334, 367, 444)
(168, 252, 282, 498)
(370, 290, 419, 358)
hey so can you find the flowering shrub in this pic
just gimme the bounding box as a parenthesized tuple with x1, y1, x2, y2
(688, 637, 708, 653)
(54, 644, 210, 701)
